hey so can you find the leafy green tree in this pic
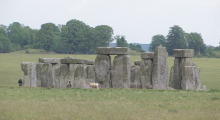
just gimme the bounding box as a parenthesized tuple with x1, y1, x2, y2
(95, 25, 114, 47)
(129, 43, 144, 52)
(74, 27, 97, 54)
(0, 25, 8, 37)
(186, 32, 206, 55)
(35, 23, 60, 52)
(7, 22, 36, 50)
(149, 34, 166, 51)
(166, 25, 187, 55)
(115, 35, 128, 47)
(60, 19, 90, 53)
(0, 36, 11, 53)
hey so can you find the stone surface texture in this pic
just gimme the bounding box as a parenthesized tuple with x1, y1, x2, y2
(173, 49, 194, 58)
(111, 55, 131, 88)
(141, 52, 154, 59)
(169, 49, 201, 90)
(95, 55, 111, 88)
(130, 65, 141, 88)
(152, 46, 169, 90)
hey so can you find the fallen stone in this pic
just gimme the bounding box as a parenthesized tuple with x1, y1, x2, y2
(97, 47, 130, 55)
(173, 49, 194, 58)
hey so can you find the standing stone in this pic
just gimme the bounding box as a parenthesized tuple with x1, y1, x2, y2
(86, 65, 95, 81)
(21, 62, 37, 87)
(169, 58, 181, 89)
(95, 55, 111, 88)
(182, 66, 201, 90)
(52, 63, 62, 88)
(140, 59, 153, 88)
(59, 64, 69, 88)
(74, 64, 86, 88)
(37, 63, 55, 88)
(130, 65, 141, 88)
(140, 52, 154, 89)
(112, 55, 131, 88)
(152, 46, 169, 90)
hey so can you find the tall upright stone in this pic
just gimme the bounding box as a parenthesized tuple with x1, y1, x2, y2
(95, 55, 111, 88)
(21, 62, 37, 87)
(182, 66, 200, 90)
(140, 52, 154, 89)
(74, 64, 86, 88)
(152, 46, 169, 90)
(130, 65, 141, 88)
(112, 55, 131, 88)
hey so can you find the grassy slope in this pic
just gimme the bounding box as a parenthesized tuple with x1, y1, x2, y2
(0, 53, 220, 120)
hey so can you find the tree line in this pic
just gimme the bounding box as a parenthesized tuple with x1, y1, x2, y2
(149, 25, 220, 57)
(0, 19, 143, 54)
(1, 20, 219, 57)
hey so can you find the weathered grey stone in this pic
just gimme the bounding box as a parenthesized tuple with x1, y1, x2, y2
(95, 55, 111, 88)
(112, 55, 131, 88)
(21, 62, 37, 87)
(134, 61, 141, 66)
(61, 58, 95, 65)
(130, 65, 141, 88)
(59, 64, 69, 88)
(74, 64, 86, 88)
(36, 63, 61, 88)
(97, 47, 129, 55)
(39, 58, 61, 64)
(169, 58, 181, 89)
(152, 45, 169, 90)
(173, 49, 194, 58)
(36, 63, 54, 88)
(181, 66, 201, 90)
(141, 52, 154, 59)
(140, 59, 153, 88)
(86, 65, 95, 80)
(169, 66, 175, 88)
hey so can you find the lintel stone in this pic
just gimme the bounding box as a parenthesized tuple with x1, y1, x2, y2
(141, 52, 154, 59)
(61, 58, 95, 65)
(173, 49, 194, 58)
(97, 47, 129, 55)
(39, 58, 61, 64)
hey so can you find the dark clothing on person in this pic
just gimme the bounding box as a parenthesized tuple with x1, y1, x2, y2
(18, 78, 23, 86)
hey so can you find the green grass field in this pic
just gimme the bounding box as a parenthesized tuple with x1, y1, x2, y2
(0, 53, 220, 120)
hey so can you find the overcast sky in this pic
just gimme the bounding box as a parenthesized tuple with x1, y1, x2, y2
(1, 0, 220, 46)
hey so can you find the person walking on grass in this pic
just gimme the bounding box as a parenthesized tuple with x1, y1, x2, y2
(18, 78, 23, 86)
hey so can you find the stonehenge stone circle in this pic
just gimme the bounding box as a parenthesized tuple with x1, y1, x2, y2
(21, 46, 205, 90)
